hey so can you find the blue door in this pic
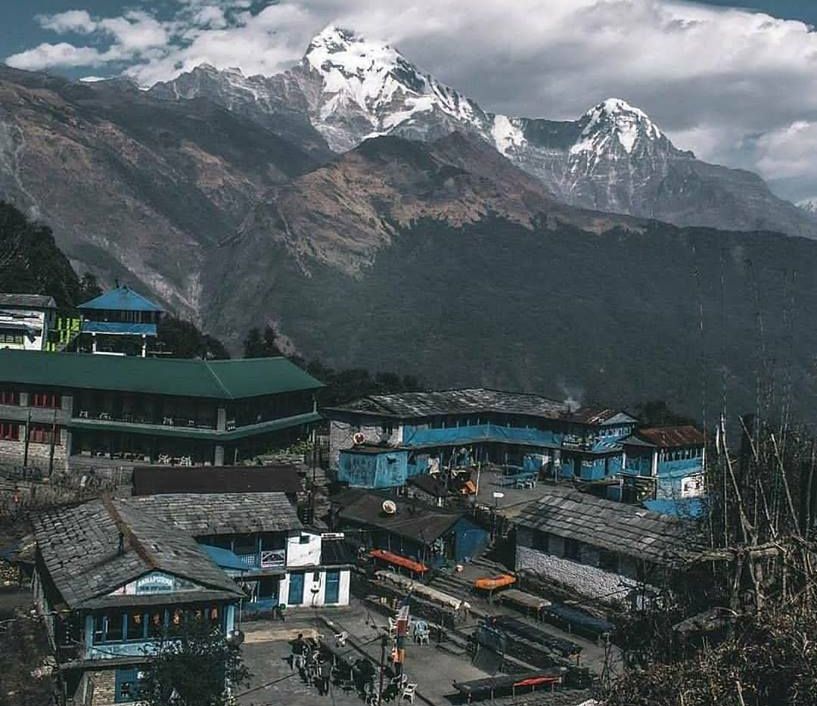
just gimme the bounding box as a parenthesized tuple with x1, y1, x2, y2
(288, 572, 304, 605)
(325, 570, 340, 604)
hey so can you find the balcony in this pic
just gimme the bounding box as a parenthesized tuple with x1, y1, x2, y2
(234, 550, 286, 570)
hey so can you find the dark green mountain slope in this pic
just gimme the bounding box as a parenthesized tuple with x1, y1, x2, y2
(207, 214, 817, 424)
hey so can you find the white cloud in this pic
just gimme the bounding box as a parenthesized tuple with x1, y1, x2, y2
(36, 10, 97, 34)
(98, 11, 169, 53)
(7, 0, 817, 199)
(5, 42, 107, 70)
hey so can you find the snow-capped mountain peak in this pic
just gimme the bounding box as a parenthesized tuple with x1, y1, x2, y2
(298, 26, 488, 151)
(571, 97, 663, 157)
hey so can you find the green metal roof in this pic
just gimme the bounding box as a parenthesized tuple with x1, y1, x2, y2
(0, 350, 323, 400)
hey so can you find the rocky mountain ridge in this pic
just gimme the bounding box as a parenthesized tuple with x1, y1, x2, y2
(148, 26, 816, 238)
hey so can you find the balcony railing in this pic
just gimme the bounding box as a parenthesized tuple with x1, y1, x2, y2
(235, 550, 286, 570)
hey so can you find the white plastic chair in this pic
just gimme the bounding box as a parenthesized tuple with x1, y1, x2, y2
(402, 683, 418, 703)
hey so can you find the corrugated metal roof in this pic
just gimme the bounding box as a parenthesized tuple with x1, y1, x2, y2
(515, 486, 692, 565)
(80, 321, 158, 336)
(78, 286, 163, 312)
(0, 350, 323, 399)
(627, 426, 705, 449)
(0, 293, 56, 309)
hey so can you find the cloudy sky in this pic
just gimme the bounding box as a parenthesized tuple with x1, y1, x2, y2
(3, 0, 817, 202)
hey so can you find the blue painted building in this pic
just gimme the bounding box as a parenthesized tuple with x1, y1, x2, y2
(32, 498, 242, 706)
(127, 493, 353, 613)
(620, 426, 706, 501)
(333, 489, 490, 567)
(77, 285, 164, 357)
(326, 389, 638, 489)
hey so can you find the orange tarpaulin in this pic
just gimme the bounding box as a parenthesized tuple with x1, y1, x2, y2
(474, 574, 516, 591)
(369, 549, 429, 574)
(513, 676, 560, 688)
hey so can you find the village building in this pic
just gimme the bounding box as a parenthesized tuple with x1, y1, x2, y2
(514, 486, 691, 607)
(32, 497, 244, 706)
(620, 426, 706, 501)
(128, 493, 353, 611)
(32, 491, 352, 705)
(0, 293, 56, 351)
(325, 389, 638, 489)
(330, 489, 489, 570)
(77, 286, 164, 357)
(131, 464, 303, 499)
(0, 350, 322, 470)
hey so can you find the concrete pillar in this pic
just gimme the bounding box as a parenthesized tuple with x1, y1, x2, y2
(216, 407, 227, 432)
(91, 333, 97, 353)
(19, 391, 29, 407)
(214, 445, 225, 467)
(141, 335, 146, 358)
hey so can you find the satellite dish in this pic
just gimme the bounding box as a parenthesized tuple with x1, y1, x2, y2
(353, 432, 366, 445)
(382, 500, 397, 515)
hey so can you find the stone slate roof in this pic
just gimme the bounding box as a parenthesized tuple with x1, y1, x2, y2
(515, 487, 692, 566)
(129, 492, 303, 536)
(32, 499, 241, 610)
(334, 489, 463, 545)
(0, 293, 56, 309)
(326, 388, 569, 420)
(0, 350, 323, 399)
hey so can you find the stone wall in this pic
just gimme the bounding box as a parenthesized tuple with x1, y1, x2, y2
(0, 430, 68, 470)
(85, 669, 116, 706)
(515, 545, 638, 605)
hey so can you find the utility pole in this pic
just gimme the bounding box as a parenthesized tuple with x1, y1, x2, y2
(48, 409, 57, 477)
(22, 409, 31, 468)
(378, 634, 387, 705)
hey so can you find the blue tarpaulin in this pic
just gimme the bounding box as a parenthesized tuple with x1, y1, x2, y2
(201, 544, 249, 571)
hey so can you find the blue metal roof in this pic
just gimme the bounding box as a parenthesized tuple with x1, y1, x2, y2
(78, 286, 164, 313)
(81, 321, 158, 336)
(200, 544, 249, 572)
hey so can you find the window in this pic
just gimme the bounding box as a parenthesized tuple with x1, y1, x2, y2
(148, 610, 164, 637)
(126, 612, 147, 641)
(28, 424, 60, 445)
(115, 667, 144, 703)
(564, 538, 580, 561)
(381, 422, 394, 435)
(0, 422, 19, 441)
(0, 332, 24, 345)
(94, 612, 124, 643)
(532, 531, 550, 552)
(30, 392, 61, 409)
(0, 390, 18, 405)
(598, 550, 619, 573)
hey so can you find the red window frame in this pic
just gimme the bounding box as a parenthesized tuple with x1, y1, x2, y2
(31, 392, 61, 409)
(28, 424, 61, 445)
(0, 422, 19, 441)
